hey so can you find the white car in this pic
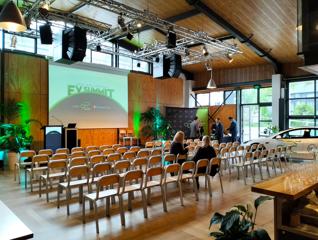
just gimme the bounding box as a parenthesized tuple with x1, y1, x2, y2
(244, 127, 318, 160)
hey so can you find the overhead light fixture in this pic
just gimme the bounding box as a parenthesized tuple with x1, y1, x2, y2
(226, 53, 234, 63)
(96, 44, 101, 52)
(10, 35, 17, 48)
(137, 62, 141, 67)
(0, 0, 27, 32)
(126, 32, 134, 40)
(202, 45, 209, 57)
(136, 22, 142, 28)
(206, 61, 216, 89)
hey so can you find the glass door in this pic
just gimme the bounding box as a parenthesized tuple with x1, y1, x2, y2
(242, 105, 259, 142)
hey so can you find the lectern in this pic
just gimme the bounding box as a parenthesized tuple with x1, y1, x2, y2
(43, 125, 63, 151)
(65, 123, 78, 150)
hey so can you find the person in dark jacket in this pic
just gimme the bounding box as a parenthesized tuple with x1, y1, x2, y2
(227, 116, 238, 142)
(191, 135, 216, 189)
(211, 118, 224, 143)
(170, 131, 188, 165)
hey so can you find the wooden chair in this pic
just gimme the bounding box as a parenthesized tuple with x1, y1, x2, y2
(51, 153, 68, 161)
(143, 167, 167, 212)
(129, 146, 141, 153)
(38, 149, 53, 157)
(71, 147, 84, 153)
(112, 144, 121, 151)
(163, 154, 176, 164)
(151, 148, 162, 156)
(209, 158, 224, 194)
(55, 148, 69, 155)
(87, 150, 100, 158)
(163, 142, 171, 154)
(14, 150, 36, 183)
(145, 141, 154, 148)
(260, 149, 271, 178)
(86, 146, 98, 152)
(267, 148, 279, 175)
(71, 151, 86, 158)
(154, 141, 162, 148)
(116, 147, 128, 155)
(113, 160, 131, 177)
(102, 148, 115, 157)
(137, 149, 150, 158)
(89, 155, 104, 168)
(26, 154, 49, 191)
(194, 159, 211, 198)
(83, 174, 123, 233)
(39, 159, 67, 202)
(106, 153, 121, 163)
(148, 155, 162, 168)
(89, 162, 112, 192)
(163, 163, 182, 208)
(252, 150, 263, 181)
(132, 157, 148, 173)
(122, 151, 136, 161)
(176, 153, 187, 166)
(99, 145, 112, 152)
(179, 161, 197, 204)
(120, 170, 148, 226)
(69, 157, 87, 168)
(57, 165, 90, 215)
(220, 147, 231, 176)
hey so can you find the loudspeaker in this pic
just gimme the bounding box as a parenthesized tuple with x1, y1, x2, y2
(302, 0, 318, 53)
(167, 54, 182, 77)
(62, 26, 87, 62)
(39, 24, 52, 44)
(167, 31, 176, 48)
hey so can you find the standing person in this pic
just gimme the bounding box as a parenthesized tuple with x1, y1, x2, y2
(191, 135, 216, 189)
(190, 116, 200, 139)
(227, 116, 238, 142)
(213, 118, 224, 143)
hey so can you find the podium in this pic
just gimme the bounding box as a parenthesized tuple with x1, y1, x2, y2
(65, 127, 78, 150)
(43, 124, 78, 150)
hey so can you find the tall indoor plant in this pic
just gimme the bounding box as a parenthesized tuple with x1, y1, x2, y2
(209, 196, 272, 240)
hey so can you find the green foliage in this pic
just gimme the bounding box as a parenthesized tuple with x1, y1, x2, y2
(0, 123, 33, 152)
(140, 107, 172, 140)
(293, 103, 314, 116)
(209, 196, 273, 240)
(0, 99, 22, 122)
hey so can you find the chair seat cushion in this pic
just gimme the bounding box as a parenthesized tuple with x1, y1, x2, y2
(85, 189, 118, 200)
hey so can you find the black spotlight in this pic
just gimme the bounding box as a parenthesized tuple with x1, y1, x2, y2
(96, 44, 101, 52)
(126, 32, 133, 40)
(39, 23, 53, 44)
(137, 62, 141, 67)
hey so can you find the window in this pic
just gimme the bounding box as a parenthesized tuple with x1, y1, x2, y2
(241, 88, 257, 104)
(281, 129, 305, 138)
(225, 91, 236, 104)
(260, 87, 272, 103)
(289, 99, 315, 116)
(288, 119, 315, 128)
(5, 33, 35, 53)
(289, 81, 314, 98)
(196, 93, 209, 106)
(92, 51, 112, 66)
(210, 91, 224, 105)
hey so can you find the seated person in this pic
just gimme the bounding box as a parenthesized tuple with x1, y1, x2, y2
(191, 135, 216, 189)
(170, 131, 188, 166)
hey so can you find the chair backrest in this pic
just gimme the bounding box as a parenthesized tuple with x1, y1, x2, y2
(71, 147, 84, 153)
(47, 160, 67, 175)
(97, 174, 120, 198)
(129, 146, 141, 153)
(132, 157, 148, 171)
(71, 151, 86, 158)
(181, 161, 195, 172)
(91, 162, 112, 182)
(253, 150, 261, 159)
(177, 154, 187, 161)
(117, 147, 128, 154)
(122, 151, 136, 160)
(145, 167, 163, 187)
(87, 150, 101, 158)
(212, 143, 219, 149)
(112, 144, 121, 151)
(229, 146, 237, 156)
(51, 153, 68, 160)
(32, 154, 49, 168)
(69, 157, 87, 167)
(38, 149, 53, 157)
(20, 150, 36, 159)
(68, 165, 89, 184)
(219, 143, 226, 149)
(210, 157, 221, 166)
(151, 148, 162, 156)
(220, 147, 229, 157)
(89, 155, 104, 167)
(245, 145, 251, 152)
(103, 148, 115, 156)
(107, 153, 121, 162)
(122, 170, 144, 192)
(154, 141, 162, 147)
(244, 152, 253, 161)
(86, 146, 98, 152)
(55, 148, 69, 155)
(99, 145, 112, 151)
(163, 142, 171, 151)
(164, 163, 180, 176)
(164, 154, 176, 163)
(269, 148, 275, 155)
(145, 141, 154, 148)
(137, 149, 150, 158)
(233, 141, 240, 147)
(148, 155, 162, 167)
(195, 159, 209, 175)
(225, 142, 232, 148)
(114, 160, 131, 172)
(261, 150, 268, 158)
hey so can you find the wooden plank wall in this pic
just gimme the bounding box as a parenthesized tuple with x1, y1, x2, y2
(3, 52, 48, 150)
(208, 105, 236, 135)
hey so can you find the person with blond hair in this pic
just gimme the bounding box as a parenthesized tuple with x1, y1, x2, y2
(170, 131, 188, 156)
(191, 135, 216, 189)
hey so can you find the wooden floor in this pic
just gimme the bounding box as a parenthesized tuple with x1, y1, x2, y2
(0, 169, 274, 240)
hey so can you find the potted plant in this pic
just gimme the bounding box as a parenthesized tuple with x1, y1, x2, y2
(209, 196, 272, 240)
(0, 123, 33, 170)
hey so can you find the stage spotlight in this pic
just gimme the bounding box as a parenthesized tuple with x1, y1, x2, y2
(226, 53, 234, 63)
(96, 44, 101, 52)
(126, 32, 134, 40)
(137, 62, 141, 67)
(202, 45, 209, 56)
(118, 13, 127, 31)
(136, 22, 142, 28)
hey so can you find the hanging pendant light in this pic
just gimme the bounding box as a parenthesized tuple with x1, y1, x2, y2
(206, 60, 216, 89)
(0, 1, 27, 32)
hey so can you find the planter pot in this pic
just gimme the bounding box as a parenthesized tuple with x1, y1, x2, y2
(7, 152, 18, 171)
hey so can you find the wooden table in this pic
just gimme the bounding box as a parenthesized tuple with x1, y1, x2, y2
(252, 164, 318, 240)
(0, 200, 33, 240)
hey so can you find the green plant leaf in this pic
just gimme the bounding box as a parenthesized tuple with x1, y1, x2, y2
(250, 228, 271, 240)
(210, 212, 224, 228)
(220, 210, 241, 232)
(254, 196, 273, 210)
(234, 204, 247, 213)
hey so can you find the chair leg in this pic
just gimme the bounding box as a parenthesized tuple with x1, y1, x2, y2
(243, 167, 247, 185)
(258, 163, 263, 180)
(207, 175, 212, 197)
(14, 164, 17, 181)
(141, 189, 148, 218)
(94, 201, 99, 234)
(46, 179, 49, 203)
(18, 166, 21, 184)
(30, 173, 33, 192)
(39, 177, 42, 198)
(118, 195, 125, 226)
(265, 162, 270, 178)
(160, 186, 167, 212)
(193, 177, 199, 201)
(128, 192, 132, 211)
(25, 169, 28, 189)
(219, 174, 224, 193)
(67, 188, 70, 216)
(82, 197, 86, 224)
(57, 185, 61, 209)
(251, 165, 255, 183)
(147, 188, 151, 205)
(106, 197, 110, 217)
(178, 181, 184, 206)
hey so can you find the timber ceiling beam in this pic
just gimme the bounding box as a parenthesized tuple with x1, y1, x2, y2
(186, 0, 281, 73)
